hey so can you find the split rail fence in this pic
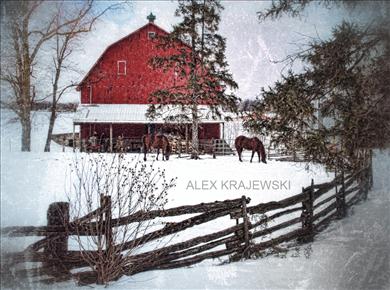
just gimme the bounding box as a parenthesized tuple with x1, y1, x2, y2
(1, 163, 373, 285)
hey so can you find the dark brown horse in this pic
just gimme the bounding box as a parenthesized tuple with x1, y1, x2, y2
(235, 135, 267, 163)
(142, 134, 172, 161)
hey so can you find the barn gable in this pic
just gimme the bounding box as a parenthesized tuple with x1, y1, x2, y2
(77, 20, 184, 105)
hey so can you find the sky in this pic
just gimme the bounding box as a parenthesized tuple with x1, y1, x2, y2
(1, 0, 360, 103)
(63, 0, 352, 102)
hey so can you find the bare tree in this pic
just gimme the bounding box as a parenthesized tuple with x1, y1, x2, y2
(43, 30, 77, 152)
(67, 154, 176, 285)
(0, 1, 124, 151)
(43, 2, 127, 152)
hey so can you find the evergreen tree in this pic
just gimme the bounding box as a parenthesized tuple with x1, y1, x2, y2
(245, 0, 390, 170)
(148, 0, 239, 159)
(245, 22, 390, 170)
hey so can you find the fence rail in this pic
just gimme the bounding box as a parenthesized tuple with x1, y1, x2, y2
(1, 163, 373, 285)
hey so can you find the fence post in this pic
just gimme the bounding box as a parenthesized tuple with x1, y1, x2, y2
(62, 136, 65, 152)
(365, 165, 368, 198)
(73, 124, 75, 152)
(185, 125, 189, 154)
(178, 138, 182, 158)
(299, 180, 314, 243)
(334, 168, 338, 203)
(240, 195, 250, 258)
(44, 202, 69, 272)
(362, 165, 369, 201)
(336, 169, 347, 218)
(241, 196, 250, 246)
(212, 139, 216, 159)
(369, 150, 373, 190)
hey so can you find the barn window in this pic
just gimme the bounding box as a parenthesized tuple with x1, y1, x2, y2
(117, 60, 126, 75)
(148, 31, 156, 39)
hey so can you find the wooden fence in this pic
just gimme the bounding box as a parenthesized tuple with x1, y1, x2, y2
(1, 163, 373, 286)
(65, 136, 293, 160)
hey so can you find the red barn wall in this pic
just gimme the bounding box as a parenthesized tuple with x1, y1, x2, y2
(79, 23, 188, 105)
(80, 124, 148, 140)
(78, 22, 222, 142)
(80, 123, 220, 140)
(199, 123, 220, 139)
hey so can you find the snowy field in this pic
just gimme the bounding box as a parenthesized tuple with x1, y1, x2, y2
(1, 110, 389, 289)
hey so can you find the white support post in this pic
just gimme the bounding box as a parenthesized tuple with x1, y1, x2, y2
(79, 127, 81, 152)
(185, 124, 189, 153)
(72, 124, 75, 152)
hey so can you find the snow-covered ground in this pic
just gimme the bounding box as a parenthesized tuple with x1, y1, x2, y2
(0, 109, 76, 153)
(112, 153, 390, 290)
(1, 110, 389, 289)
(1, 110, 331, 228)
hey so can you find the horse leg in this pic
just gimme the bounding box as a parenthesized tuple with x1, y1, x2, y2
(250, 150, 255, 163)
(237, 148, 243, 162)
(164, 143, 168, 161)
(258, 150, 261, 163)
(156, 148, 159, 160)
(143, 146, 147, 161)
(260, 143, 267, 164)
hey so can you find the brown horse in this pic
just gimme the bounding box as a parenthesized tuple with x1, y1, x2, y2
(235, 135, 267, 163)
(142, 134, 172, 161)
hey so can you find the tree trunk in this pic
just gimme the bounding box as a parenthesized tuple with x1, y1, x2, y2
(44, 108, 57, 152)
(191, 104, 199, 159)
(21, 113, 31, 152)
(20, 15, 32, 152)
(20, 85, 32, 151)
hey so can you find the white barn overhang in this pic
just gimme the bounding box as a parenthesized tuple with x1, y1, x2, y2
(73, 104, 224, 125)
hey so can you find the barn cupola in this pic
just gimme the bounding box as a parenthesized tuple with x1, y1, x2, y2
(147, 12, 156, 23)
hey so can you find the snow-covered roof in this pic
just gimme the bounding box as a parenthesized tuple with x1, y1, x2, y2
(73, 104, 223, 124)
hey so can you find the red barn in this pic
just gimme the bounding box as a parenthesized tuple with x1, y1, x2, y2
(73, 14, 225, 152)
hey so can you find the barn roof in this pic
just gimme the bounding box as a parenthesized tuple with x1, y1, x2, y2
(73, 104, 224, 124)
